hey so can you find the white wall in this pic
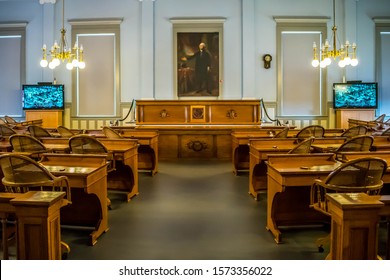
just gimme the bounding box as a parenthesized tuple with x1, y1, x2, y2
(1, 0, 390, 117)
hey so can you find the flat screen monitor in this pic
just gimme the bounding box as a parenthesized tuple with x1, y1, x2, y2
(22, 84, 64, 110)
(333, 82, 378, 109)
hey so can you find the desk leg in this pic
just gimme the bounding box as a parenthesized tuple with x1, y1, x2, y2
(266, 176, 283, 244)
(61, 176, 109, 246)
(138, 145, 158, 176)
(387, 221, 390, 260)
(87, 176, 109, 246)
(248, 155, 258, 200)
(1, 215, 10, 260)
(108, 159, 139, 202)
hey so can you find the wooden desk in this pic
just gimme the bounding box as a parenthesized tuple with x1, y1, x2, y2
(372, 136, 390, 151)
(86, 129, 159, 176)
(266, 153, 339, 243)
(231, 131, 273, 174)
(11, 191, 65, 259)
(231, 131, 345, 174)
(98, 139, 139, 201)
(39, 154, 109, 245)
(310, 137, 346, 153)
(40, 138, 139, 201)
(115, 129, 159, 176)
(326, 193, 390, 260)
(248, 138, 298, 199)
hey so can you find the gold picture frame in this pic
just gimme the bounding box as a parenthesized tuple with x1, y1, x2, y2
(172, 18, 224, 98)
(190, 105, 206, 123)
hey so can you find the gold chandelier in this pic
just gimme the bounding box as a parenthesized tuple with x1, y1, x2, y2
(311, 0, 358, 68)
(40, 0, 85, 70)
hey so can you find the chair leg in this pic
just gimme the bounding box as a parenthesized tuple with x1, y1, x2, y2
(315, 234, 330, 253)
(107, 197, 112, 210)
(61, 241, 70, 260)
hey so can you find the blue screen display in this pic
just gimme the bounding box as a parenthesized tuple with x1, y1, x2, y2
(22, 85, 64, 110)
(333, 83, 378, 109)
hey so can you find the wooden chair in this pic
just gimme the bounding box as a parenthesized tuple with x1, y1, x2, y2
(0, 153, 71, 259)
(102, 126, 123, 139)
(310, 157, 387, 252)
(273, 126, 289, 138)
(27, 125, 53, 138)
(4, 116, 17, 125)
(334, 135, 374, 161)
(0, 124, 17, 138)
(288, 137, 314, 154)
(340, 125, 368, 138)
(295, 125, 325, 140)
(0, 118, 7, 125)
(56, 126, 75, 137)
(374, 114, 386, 123)
(69, 135, 115, 209)
(381, 127, 390, 136)
(9, 134, 51, 160)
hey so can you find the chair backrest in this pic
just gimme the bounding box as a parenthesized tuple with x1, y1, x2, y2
(4, 116, 17, 124)
(0, 118, 7, 125)
(273, 127, 289, 138)
(335, 135, 374, 161)
(0, 124, 17, 137)
(57, 126, 75, 137)
(296, 125, 325, 139)
(381, 127, 390, 136)
(341, 125, 368, 138)
(0, 153, 70, 200)
(102, 126, 123, 139)
(28, 125, 52, 138)
(374, 114, 386, 123)
(288, 137, 314, 154)
(310, 157, 387, 215)
(69, 135, 108, 154)
(9, 134, 47, 153)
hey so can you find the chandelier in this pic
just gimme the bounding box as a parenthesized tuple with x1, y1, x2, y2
(40, 0, 85, 70)
(311, 0, 358, 68)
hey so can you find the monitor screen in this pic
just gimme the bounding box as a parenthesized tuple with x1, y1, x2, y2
(22, 84, 65, 110)
(333, 83, 378, 109)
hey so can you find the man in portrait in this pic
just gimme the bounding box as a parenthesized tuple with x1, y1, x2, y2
(182, 42, 212, 94)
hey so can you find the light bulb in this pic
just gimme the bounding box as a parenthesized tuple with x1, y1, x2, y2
(338, 60, 346, 68)
(49, 61, 56, 69)
(344, 56, 351, 65)
(40, 59, 48, 67)
(324, 57, 331, 66)
(53, 58, 60, 67)
(66, 62, 74, 70)
(320, 60, 327, 68)
(311, 59, 319, 67)
(351, 58, 358, 66)
(72, 59, 79, 67)
(78, 61, 86, 69)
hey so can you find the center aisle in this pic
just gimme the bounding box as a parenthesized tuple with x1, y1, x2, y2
(62, 160, 329, 260)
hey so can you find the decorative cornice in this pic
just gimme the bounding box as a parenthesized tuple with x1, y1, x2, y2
(170, 17, 226, 24)
(273, 17, 330, 24)
(68, 18, 123, 26)
(39, 0, 56, 4)
(373, 17, 390, 24)
(0, 22, 28, 28)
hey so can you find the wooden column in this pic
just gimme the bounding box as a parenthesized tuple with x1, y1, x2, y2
(326, 193, 383, 260)
(10, 191, 65, 260)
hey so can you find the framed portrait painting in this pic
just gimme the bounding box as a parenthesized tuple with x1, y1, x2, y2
(173, 20, 224, 98)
